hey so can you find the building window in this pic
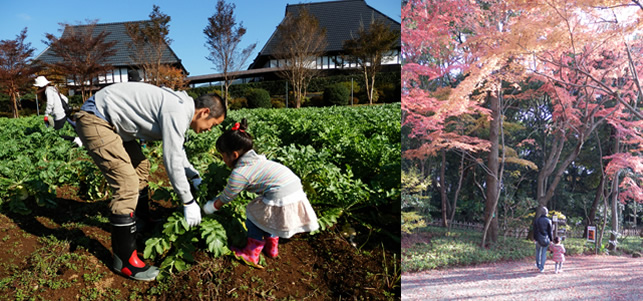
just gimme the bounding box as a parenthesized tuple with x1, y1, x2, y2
(114, 68, 122, 83)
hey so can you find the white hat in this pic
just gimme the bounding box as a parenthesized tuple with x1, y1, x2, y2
(34, 76, 50, 88)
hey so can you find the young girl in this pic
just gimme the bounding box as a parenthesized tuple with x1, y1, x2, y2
(203, 119, 319, 267)
(548, 236, 566, 273)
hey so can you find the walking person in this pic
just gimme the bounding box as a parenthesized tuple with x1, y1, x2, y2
(34, 76, 82, 146)
(74, 82, 226, 281)
(202, 119, 319, 268)
(533, 206, 553, 272)
(549, 236, 566, 273)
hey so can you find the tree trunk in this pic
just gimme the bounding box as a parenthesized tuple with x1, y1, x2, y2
(368, 72, 376, 105)
(608, 172, 619, 252)
(634, 203, 638, 229)
(585, 171, 605, 237)
(363, 68, 372, 105)
(11, 90, 19, 118)
(440, 150, 448, 228)
(223, 76, 231, 108)
(482, 91, 500, 246)
(295, 77, 303, 108)
(598, 192, 609, 254)
(449, 153, 466, 224)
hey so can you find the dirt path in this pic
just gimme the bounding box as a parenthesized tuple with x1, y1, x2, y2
(402, 255, 643, 300)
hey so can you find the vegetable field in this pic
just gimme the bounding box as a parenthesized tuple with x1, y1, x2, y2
(0, 103, 401, 300)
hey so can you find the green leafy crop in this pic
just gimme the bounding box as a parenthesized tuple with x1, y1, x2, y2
(0, 103, 401, 278)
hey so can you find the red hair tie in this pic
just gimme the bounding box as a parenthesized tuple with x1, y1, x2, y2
(231, 122, 245, 132)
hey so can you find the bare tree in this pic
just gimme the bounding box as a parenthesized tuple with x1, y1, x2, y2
(42, 20, 117, 101)
(126, 5, 173, 86)
(274, 7, 327, 108)
(0, 28, 39, 118)
(204, 0, 257, 107)
(343, 18, 399, 104)
(157, 65, 188, 91)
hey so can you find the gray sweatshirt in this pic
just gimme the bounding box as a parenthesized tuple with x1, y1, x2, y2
(92, 82, 199, 204)
(44, 86, 68, 121)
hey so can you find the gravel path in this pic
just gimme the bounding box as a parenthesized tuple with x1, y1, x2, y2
(402, 255, 643, 300)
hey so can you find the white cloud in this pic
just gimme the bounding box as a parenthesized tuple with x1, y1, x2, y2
(17, 13, 32, 21)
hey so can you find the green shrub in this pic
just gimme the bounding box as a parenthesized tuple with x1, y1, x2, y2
(323, 83, 350, 106)
(562, 237, 592, 255)
(380, 83, 401, 103)
(188, 86, 222, 99)
(186, 71, 400, 107)
(339, 81, 360, 96)
(271, 97, 286, 109)
(69, 94, 83, 109)
(309, 95, 324, 107)
(402, 226, 535, 272)
(359, 89, 380, 104)
(245, 88, 271, 108)
(401, 211, 427, 234)
(228, 97, 247, 110)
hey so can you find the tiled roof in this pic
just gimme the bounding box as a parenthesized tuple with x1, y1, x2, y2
(252, 0, 400, 66)
(35, 21, 185, 71)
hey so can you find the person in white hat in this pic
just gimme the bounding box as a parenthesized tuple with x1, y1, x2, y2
(34, 75, 82, 147)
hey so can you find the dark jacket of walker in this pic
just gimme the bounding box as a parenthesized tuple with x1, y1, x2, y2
(534, 215, 553, 246)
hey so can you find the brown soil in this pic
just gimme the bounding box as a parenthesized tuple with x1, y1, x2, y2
(0, 182, 400, 299)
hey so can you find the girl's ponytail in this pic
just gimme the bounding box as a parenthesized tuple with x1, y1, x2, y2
(216, 118, 253, 155)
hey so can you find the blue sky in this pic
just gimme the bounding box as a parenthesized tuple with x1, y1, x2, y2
(0, 0, 401, 77)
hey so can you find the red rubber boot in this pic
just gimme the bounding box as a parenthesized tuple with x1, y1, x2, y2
(111, 213, 159, 281)
(231, 237, 265, 268)
(263, 236, 279, 258)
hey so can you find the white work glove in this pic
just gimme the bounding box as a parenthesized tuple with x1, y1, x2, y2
(203, 200, 219, 215)
(183, 200, 202, 227)
(44, 115, 53, 128)
(191, 177, 202, 190)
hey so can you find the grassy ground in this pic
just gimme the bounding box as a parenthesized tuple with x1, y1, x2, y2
(402, 226, 643, 273)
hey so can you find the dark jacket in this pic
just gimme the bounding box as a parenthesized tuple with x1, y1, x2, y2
(533, 215, 553, 246)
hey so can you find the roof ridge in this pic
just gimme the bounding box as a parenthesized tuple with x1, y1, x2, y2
(286, 0, 364, 8)
(362, 1, 400, 26)
(65, 20, 151, 28)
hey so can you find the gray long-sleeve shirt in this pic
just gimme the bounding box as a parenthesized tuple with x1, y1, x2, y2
(91, 82, 199, 203)
(43, 86, 68, 121)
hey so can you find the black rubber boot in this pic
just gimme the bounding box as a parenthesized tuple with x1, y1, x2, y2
(110, 213, 159, 281)
(135, 187, 151, 220)
(135, 187, 163, 234)
(135, 187, 150, 233)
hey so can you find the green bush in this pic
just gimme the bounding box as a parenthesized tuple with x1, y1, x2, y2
(188, 86, 222, 99)
(271, 97, 286, 109)
(309, 95, 324, 107)
(339, 81, 360, 96)
(228, 97, 247, 110)
(359, 89, 380, 104)
(186, 71, 400, 108)
(245, 88, 271, 108)
(69, 94, 84, 110)
(401, 211, 427, 234)
(323, 83, 350, 106)
(562, 237, 592, 255)
(402, 226, 534, 272)
(380, 83, 401, 103)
